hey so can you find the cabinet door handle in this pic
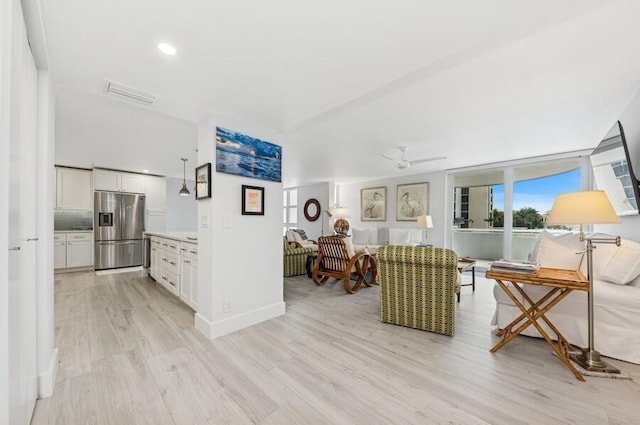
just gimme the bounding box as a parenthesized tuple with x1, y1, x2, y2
(184, 260, 191, 264)
(169, 244, 177, 249)
(162, 258, 168, 263)
(189, 250, 197, 254)
(169, 261, 176, 266)
(8, 246, 21, 251)
(180, 248, 187, 252)
(27, 237, 39, 242)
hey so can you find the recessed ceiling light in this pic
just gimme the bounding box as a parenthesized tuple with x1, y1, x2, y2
(157, 42, 176, 56)
(143, 169, 149, 173)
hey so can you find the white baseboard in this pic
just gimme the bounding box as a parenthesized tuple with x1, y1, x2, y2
(38, 348, 58, 398)
(195, 313, 214, 339)
(195, 302, 286, 339)
(95, 266, 144, 276)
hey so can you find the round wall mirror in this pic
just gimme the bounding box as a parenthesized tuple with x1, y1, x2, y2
(303, 198, 321, 221)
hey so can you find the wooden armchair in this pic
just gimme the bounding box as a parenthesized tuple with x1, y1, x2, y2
(312, 236, 377, 294)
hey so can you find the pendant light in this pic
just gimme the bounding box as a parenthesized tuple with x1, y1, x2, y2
(179, 158, 190, 196)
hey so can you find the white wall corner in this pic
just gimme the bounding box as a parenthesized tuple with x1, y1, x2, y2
(37, 348, 57, 398)
(210, 301, 286, 339)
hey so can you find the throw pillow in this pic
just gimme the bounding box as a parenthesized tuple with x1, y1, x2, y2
(352, 228, 370, 245)
(599, 239, 640, 285)
(293, 229, 308, 240)
(389, 229, 411, 245)
(291, 230, 305, 245)
(536, 236, 584, 270)
(286, 230, 296, 243)
(344, 235, 357, 258)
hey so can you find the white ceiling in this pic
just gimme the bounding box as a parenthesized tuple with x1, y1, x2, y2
(43, 0, 640, 184)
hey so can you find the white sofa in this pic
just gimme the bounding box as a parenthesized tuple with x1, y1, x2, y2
(351, 227, 424, 254)
(492, 232, 640, 364)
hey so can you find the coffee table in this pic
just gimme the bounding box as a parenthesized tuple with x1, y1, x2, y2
(486, 267, 589, 381)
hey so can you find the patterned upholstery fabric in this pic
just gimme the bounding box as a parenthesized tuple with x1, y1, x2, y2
(283, 237, 315, 277)
(377, 245, 459, 336)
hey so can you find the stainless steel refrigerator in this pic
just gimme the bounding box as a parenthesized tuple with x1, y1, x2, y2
(94, 191, 145, 270)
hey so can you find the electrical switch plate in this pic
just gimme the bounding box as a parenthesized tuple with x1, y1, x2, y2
(200, 215, 209, 229)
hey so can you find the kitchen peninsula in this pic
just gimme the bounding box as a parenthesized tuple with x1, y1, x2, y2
(145, 231, 198, 310)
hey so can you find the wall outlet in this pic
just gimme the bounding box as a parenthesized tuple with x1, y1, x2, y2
(223, 298, 232, 313)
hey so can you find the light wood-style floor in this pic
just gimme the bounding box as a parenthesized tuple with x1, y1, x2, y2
(32, 270, 640, 425)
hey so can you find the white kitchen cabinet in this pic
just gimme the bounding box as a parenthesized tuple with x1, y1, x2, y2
(54, 234, 67, 270)
(94, 169, 145, 193)
(56, 167, 93, 210)
(180, 242, 198, 310)
(66, 233, 93, 268)
(54, 232, 93, 270)
(121, 172, 145, 193)
(144, 175, 167, 211)
(150, 236, 162, 280)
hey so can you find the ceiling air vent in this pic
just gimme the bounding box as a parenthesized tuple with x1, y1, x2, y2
(103, 79, 156, 105)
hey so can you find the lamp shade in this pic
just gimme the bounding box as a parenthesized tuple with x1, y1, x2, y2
(417, 215, 434, 229)
(546, 190, 620, 225)
(332, 207, 351, 218)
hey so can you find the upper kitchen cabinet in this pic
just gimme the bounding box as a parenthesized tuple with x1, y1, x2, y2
(94, 169, 145, 193)
(144, 175, 167, 211)
(56, 166, 93, 210)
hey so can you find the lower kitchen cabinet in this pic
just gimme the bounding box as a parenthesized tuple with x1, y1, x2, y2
(54, 232, 93, 270)
(180, 257, 198, 310)
(148, 235, 198, 309)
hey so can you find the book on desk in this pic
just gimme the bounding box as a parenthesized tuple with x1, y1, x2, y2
(489, 259, 540, 274)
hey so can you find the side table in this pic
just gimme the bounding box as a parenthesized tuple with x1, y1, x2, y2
(486, 267, 589, 381)
(457, 258, 476, 302)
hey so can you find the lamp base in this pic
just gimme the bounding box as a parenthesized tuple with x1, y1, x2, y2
(570, 348, 620, 373)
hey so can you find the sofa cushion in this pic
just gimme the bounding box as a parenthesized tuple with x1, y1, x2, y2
(352, 228, 376, 245)
(389, 229, 410, 245)
(293, 228, 309, 240)
(599, 239, 640, 285)
(536, 235, 584, 270)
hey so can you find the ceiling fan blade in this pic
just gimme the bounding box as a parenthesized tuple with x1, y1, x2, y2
(380, 153, 396, 161)
(409, 156, 447, 165)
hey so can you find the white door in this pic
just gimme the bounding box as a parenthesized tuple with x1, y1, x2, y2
(5, 1, 39, 422)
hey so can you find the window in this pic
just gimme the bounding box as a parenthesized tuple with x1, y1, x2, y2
(283, 189, 298, 235)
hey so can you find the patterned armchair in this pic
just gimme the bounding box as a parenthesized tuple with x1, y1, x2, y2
(283, 237, 315, 277)
(377, 245, 459, 336)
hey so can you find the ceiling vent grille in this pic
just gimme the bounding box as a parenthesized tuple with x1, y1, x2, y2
(103, 79, 156, 105)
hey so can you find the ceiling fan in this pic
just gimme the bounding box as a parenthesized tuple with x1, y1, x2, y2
(380, 146, 446, 170)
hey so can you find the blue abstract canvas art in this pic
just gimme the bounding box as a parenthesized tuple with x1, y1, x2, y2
(215, 127, 282, 182)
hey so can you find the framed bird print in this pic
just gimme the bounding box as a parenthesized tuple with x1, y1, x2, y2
(396, 182, 429, 221)
(361, 186, 386, 221)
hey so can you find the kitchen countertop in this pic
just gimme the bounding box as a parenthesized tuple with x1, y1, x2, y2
(145, 231, 198, 243)
(55, 229, 93, 233)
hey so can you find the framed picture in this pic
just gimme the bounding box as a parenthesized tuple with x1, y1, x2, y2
(396, 182, 429, 221)
(216, 127, 282, 182)
(241, 185, 265, 215)
(361, 186, 387, 221)
(195, 163, 212, 200)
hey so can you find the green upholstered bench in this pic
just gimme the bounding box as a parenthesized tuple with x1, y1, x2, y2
(377, 245, 459, 336)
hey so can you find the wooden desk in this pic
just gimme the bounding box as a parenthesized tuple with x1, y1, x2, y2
(486, 267, 589, 381)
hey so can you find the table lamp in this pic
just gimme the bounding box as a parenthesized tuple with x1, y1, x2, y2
(416, 215, 433, 245)
(546, 190, 621, 373)
(332, 207, 351, 235)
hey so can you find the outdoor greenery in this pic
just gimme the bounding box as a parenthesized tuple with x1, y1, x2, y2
(486, 207, 546, 229)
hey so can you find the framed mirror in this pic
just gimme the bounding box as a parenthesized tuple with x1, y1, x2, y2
(303, 198, 321, 221)
(591, 121, 640, 215)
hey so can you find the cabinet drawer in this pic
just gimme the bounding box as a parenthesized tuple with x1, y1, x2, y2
(161, 238, 180, 255)
(161, 252, 180, 275)
(54, 233, 67, 242)
(179, 242, 198, 259)
(150, 236, 162, 247)
(160, 270, 180, 296)
(67, 232, 92, 242)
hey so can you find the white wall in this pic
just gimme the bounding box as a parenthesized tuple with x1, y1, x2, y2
(165, 177, 197, 231)
(339, 171, 447, 247)
(292, 182, 334, 239)
(596, 87, 640, 241)
(195, 115, 284, 339)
